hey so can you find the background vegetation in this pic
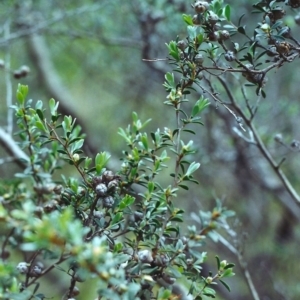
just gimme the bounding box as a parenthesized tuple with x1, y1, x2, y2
(1, 0, 300, 299)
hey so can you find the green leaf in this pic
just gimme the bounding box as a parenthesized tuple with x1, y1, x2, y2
(118, 195, 135, 210)
(219, 279, 231, 292)
(224, 263, 235, 269)
(35, 120, 47, 132)
(71, 139, 84, 153)
(140, 133, 148, 150)
(165, 41, 180, 61)
(223, 4, 231, 21)
(182, 14, 193, 25)
(185, 162, 200, 177)
(16, 91, 24, 105)
(237, 26, 246, 35)
(165, 72, 176, 89)
(203, 287, 216, 298)
(178, 184, 189, 190)
(187, 25, 197, 40)
(182, 129, 195, 135)
(16, 84, 29, 105)
(35, 100, 43, 110)
(49, 98, 59, 116)
(238, 13, 245, 26)
(111, 212, 123, 225)
(215, 255, 220, 269)
(95, 152, 111, 174)
(222, 268, 235, 277)
(36, 109, 44, 121)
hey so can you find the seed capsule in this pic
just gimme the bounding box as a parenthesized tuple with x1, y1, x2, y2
(194, 53, 204, 65)
(95, 183, 107, 197)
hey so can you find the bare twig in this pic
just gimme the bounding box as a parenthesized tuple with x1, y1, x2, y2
(201, 77, 246, 131)
(247, 124, 300, 204)
(4, 20, 13, 135)
(217, 233, 260, 300)
(0, 127, 29, 168)
(0, 3, 108, 47)
(216, 77, 300, 205)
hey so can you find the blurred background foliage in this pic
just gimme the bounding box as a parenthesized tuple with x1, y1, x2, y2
(0, 0, 300, 299)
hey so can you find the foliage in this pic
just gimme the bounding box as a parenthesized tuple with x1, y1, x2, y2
(1, 0, 300, 299)
(0, 77, 236, 300)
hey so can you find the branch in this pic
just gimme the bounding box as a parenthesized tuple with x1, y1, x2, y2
(247, 124, 300, 204)
(0, 3, 108, 47)
(217, 76, 300, 205)
(217, 234, 260, 300)
(26, 33, 98, 156)
(4, 20, 13, 135)
(0, 127, 29, 168)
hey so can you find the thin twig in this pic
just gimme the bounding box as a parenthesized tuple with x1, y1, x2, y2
(0, 3, 108, 47)
(216, 77, 300, 204)
(201, 78, 246, 131)
(0, 127, 29, 168)
(217, 234, 260, 300)
(4, 20, 13, 135)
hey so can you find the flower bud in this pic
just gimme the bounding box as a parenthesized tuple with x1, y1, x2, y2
(206, 276, 213, 284)
(274, 133, 283, 143)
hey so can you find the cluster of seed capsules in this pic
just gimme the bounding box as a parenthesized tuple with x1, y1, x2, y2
(92, 170, 120, 209)
(191, 1, 230, 43)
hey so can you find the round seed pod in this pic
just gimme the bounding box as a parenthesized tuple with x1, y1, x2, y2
(208, 12, 218, 25)
(194, 1, 208, 13)
(194, 53, 204, 65)
(53, 184, 63, 195)
(224, 51, 235, 61)
(208, 31, 219, 41)
(19, 65, 30, 77)
(107, 179, 119, 191)
(13, 70, 22, 79)
(30, 265, 43, 277)
(274, 133, 283, 143)
(95, 183, 107, 197)
(219, 30, 230, 41)
(197, 71, 204, 80)
(103, 196, 114, 208)
(17, 262, 28, 274)
(275, 41, 290, 54)
(92, 175, 103, 187)
(70, 286, 80, 297)
(138, 249, 153, 263)
(192, 14, 201, 25)
(102, 170, 114, 183)
(177, 40, 187, 51)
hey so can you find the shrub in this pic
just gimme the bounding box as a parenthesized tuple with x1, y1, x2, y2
(1, 0, 300, 299)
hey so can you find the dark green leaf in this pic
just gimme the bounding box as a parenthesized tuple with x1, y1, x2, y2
(219, 279, 231, 292)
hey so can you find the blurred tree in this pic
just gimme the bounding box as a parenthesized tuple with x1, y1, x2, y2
(1, 0, 300, 299)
